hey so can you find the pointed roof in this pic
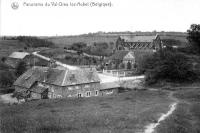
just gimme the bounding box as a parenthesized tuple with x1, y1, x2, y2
(108, 51, 134, 60)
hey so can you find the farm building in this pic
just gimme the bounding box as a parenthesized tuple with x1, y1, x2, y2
(116, 34, 163, 51)
(5, 52, 30, 68)
(5, 52, 51, 69)
(13, 66, 101, 99)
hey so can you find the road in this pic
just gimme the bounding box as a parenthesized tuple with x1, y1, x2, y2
(32, 51, 79, 70)
(32, 51, 144, 83)
(98, 73, 144, 83)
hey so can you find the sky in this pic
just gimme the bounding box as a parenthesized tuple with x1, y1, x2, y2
(0, 0, 200, 36)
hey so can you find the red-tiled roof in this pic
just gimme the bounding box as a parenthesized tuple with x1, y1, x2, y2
(14, 66, 100, 88)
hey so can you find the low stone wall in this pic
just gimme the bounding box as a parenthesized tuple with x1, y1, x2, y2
(102, 69, 136, 77)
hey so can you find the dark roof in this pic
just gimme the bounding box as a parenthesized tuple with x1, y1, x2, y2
(100, 82, 120, 90)
(14, 66, 100, 89)
(120, 35, 157, 42)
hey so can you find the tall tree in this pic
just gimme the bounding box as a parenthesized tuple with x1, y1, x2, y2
(0, 71, 15, 87)
(187, 24, 200, 53)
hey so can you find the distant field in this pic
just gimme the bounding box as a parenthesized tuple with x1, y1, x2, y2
(47, 32, 188, 48)
(47, 35, 118, 47)
(0, 40, 51, 59)
(0, 90, 172, 133)
(0, 40, 26, 58)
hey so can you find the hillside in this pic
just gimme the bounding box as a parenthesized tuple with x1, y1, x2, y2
(0, 40, 26, 58)
(47, 32, 188, 48)
(0, 90, 172, 133)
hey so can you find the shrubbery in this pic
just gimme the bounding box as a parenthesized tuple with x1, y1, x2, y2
(0, 71, 15, 87)
(17, 36, 55, 48)
(139, 49, 197, 85)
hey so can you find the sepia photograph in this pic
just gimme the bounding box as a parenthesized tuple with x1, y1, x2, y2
(0, 0, 200, 132)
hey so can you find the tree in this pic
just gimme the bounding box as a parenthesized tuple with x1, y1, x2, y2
(127, 62, 132, 70)
(142, 49, 197, 84)
(1, 57, 6, 63)
(187, 24, 200, 53)
(16, 61, 27, 77)
(119, 63, 125, 69)
(0, 71, 15, 87)
(71, 42, 87, 53)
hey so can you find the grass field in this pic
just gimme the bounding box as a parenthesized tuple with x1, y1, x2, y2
(47, 32, 188, 48)
(0, 40, 49, 59)
(0, 90, 172, 133)
(0, 40, 26, 58)
(156, 88, 200, 133)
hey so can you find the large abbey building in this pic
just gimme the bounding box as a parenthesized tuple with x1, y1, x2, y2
(115, 34, 163, 51)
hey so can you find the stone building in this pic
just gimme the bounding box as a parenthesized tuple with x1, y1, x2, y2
(116, 34, 162, 51)
(13, 66, 101, 99)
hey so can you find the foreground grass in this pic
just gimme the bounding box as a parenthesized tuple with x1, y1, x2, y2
(156, 88, 200, 133)
(0, 90, 172, 133)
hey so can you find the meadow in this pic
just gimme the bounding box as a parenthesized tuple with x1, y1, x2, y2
(47, 32, 188, 48)
(156, 87, 200, 133)
(0, 90, 172, 133)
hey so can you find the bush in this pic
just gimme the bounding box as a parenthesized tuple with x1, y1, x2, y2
(17, 36, 55, 48)
(0, 71, 15, 87)
(143, 49, 197, 85)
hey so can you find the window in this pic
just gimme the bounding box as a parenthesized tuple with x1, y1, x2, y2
(78, 93, 82, 98)
(86, 91, 91, 97)
(95, 90, 99, 96)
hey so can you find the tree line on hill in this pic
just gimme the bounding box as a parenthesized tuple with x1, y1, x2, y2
(67, 41, 114, 57)
(17, 36, 55, 48)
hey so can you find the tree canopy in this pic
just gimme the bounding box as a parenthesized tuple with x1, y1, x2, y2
(139, 49, 197, 84)
(0, 71, 15, 87)
(187, 24, 200, 53)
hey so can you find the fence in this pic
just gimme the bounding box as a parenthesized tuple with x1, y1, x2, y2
(102, 69, 136, 77)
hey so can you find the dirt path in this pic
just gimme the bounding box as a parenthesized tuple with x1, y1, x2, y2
(143, 91, 179, 133)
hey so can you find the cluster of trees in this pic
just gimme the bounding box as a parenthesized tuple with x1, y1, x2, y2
(139, 49, 197, 84)
(17, 36, 55, 48)
(64, 55, 98, 65)
(187, 24, 200, 54)
(139, 24, 200, 85)
(69, 41, 114, 57)
(0, 61, 27, 90)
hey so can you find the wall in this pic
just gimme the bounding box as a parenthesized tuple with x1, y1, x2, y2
(34, 82, 101, 99)
(100, 88, 119, 96)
